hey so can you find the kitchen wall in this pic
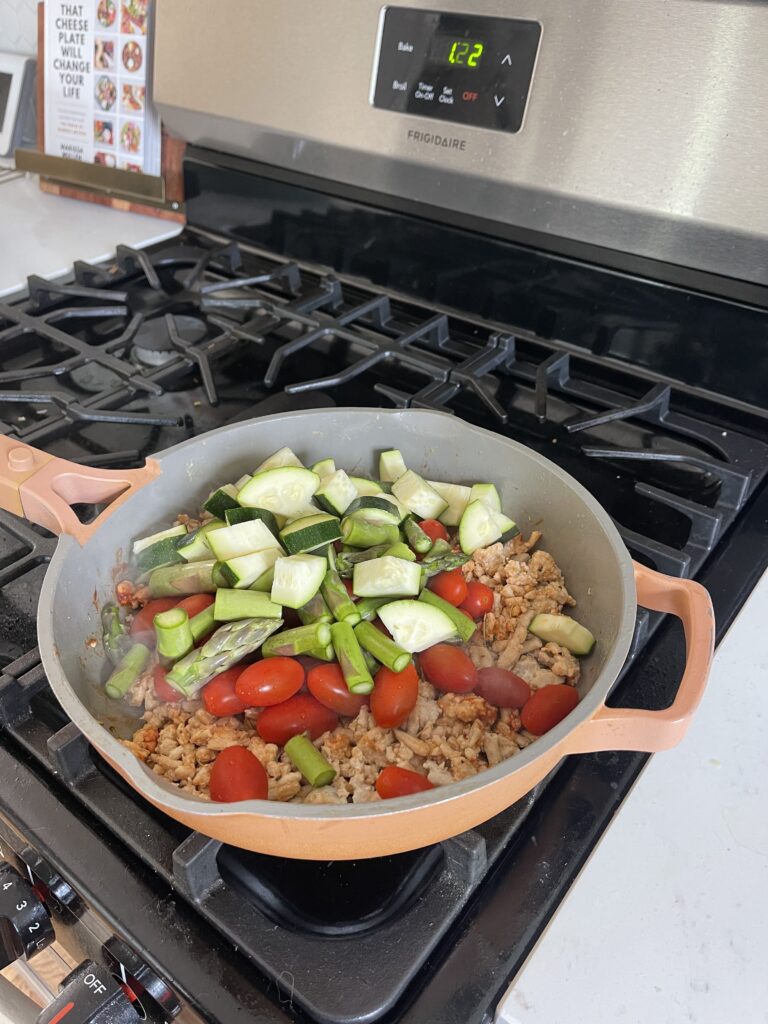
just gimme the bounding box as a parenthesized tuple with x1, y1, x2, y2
(0, 0, 38, 55)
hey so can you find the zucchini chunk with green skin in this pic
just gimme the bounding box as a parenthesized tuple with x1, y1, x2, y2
(352, 556, 422, 598)
(135, 535, 186, 574)
(529, 613, 596, 655)
(343, 496, 401, 524)
(203, 484, 239, 520)
(469, 482, 501, 512)
(494, 510, 520, 541)
(458, 499, 503, 554)
(214, 589, 282, 621)
(254, 446, 304, 472)
(349, 476, 383, 497)
(279, 513, 342, 554)
(177, 520, 228, 563)
(392, 470, 448, 519)
(207, 519, 283, 561)
(234, 474, 252, 491)
(377, 600, 457, 653)
(223, 506, 281, 535)
(314, 469, 358, 516)
(237, 467, 320, 517)
(132, 523, 187, 556)
(310, 458, 336, 480)
(429, 480, 472, 527)
(378, 449, 408, 482)
(383, 542, 417, 562)
(270, 553, 327, 609)
(419, 589, 478, 643)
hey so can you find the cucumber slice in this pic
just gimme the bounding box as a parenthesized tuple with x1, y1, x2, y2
(349, 476, 384, 497)
(223, 506, 280, 535)
(132, 524, 187, 556)
(469, 483, 501, 513)
(352, 556, 422, 598)
(214, 589, 282, 621)
(494, 511, 520, 542)
(458, 499, 503, 554)
(429, 480, 471, 527)
(135, 535, 186, 574)
(344, 496, 402, 525)
(177, 520, 228, 562)
(378, 449, 407, 482)
(311, 458, 336, 479)
(392, 470, 448, 519)
(202, 484, 239, 520)
(280, 513, 342, 554)
(255, 446, 304, 472)
(529, 614, 596, 655)
(315, 469, 358, 516)
(207, 519, 283, 561)
(237, 467, 320, 517)
(270, 553, 328, 609)
(377, 600, 458, 653)
(419, 589, 477, 642)
(220, 548, 282, 589)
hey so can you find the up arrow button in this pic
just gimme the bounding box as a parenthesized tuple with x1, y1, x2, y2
(501, 53, 512, 65)
(494, 95, 506, 107)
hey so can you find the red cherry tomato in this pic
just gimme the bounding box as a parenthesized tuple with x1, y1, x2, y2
(256, 694, 338, 746)
(459, 581, 495, 619)
(307, 663, 368, 716)
(201, 668, 248, 717)
(370, 663, 419, 728)
(235, 657, 304, 707)
(475, 667, 531, 708)
(520, 684, 579, 735)
(209, 746, 268, 802)
(130, 598, 178, 644)
(418, 644, 478, 693)
(152, 664, 181, 703)
(419, 519, 449, 543)
(428, 568, 468, 607)
(175, 593, 215, 619)
(375, 765, 434, 799)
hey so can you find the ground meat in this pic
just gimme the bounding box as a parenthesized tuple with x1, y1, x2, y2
(124, 529, 585, 803)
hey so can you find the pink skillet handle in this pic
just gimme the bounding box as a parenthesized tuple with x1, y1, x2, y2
(564, 562, 715, 754)
(0, 436, 160, 545)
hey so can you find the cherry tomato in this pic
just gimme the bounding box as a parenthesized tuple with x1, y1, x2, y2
(370, 663, 419, 728)
(475, 667, 531, 708)
(418, 644, 478, 693)
(343, 578, 357, 599)
(520, 684, 579, 735)
(130, 598, 178, 644)
(307, 663, 369, 716)
(375, 765, 434, 799)
(175, 594, 215, 619)
(209, 746, 268, 802)
(429, 568, 468, 607)
(459, 581, 495, 619)
(235, 657, 304, 707)
(152, 664, 181, 703)
(201, 668, 248, 717)
(419, 519, 449, 543)
(256, 694, 338, 746)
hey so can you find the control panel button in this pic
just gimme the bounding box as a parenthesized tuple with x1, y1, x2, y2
(18, 848, 81, 916)
(0, 862, 54, 968)
(103, 936, 181, 1022)
(37, 961, 141, 1024)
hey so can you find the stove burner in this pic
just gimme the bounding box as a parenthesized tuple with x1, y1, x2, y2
(131, 315, 207, 367)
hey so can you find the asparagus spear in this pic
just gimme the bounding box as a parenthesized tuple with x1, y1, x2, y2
(148, 560, 217, 597)
(189, 605, 216, 643)
(335, 544, 389, 577)
(166, 617, 282, 695)
(261, 622, 332, 658)
(321, 569, 361, 625)
(101, 603, 132, 665)
(340, 517, 399, 548)
(297, 591, 333, 625)
(330, 621, 374, 694)
(154, 607, 194, 662)
(105, 643, 150, 699)
(420, 552, 471, 579)
(403, 518, 432, 554)
(423, 538, 452, 561)
(284, 733, 336, 787)
(354, 620, 412, 673)
(354, 596, 391, 621)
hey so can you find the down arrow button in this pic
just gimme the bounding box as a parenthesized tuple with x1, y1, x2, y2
(493, 95, 506, 107)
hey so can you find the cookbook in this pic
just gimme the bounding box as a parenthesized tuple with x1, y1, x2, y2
(44, 0, 161, 175)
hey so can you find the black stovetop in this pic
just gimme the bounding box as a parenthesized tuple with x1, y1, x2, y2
(0, 156, 766, 1024)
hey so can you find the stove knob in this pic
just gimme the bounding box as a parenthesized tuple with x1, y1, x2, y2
(0, 862, 54, 968)
(37, 961, 142, 1024)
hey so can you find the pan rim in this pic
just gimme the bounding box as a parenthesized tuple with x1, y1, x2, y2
(38, 407, 636, 821)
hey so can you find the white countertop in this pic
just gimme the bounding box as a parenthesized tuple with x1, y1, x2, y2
(500, 570, 768, 1024)
(0, 172, 181, 299)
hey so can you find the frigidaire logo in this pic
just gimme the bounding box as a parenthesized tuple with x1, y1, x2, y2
(407, 129, 467, 151)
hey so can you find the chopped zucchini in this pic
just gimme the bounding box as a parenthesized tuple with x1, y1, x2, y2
(392, 470, 448, 519)
(377, 600, 457, 653)
(207, 519, 283, 561)
(132, 524, 187, 556)
(429, 480, 471, 527)
(458, 499, 502, 554)
(270, 553, 328, 609)
(135, 534, 186, 574)
(378, 449, 407, 482)
(237, 467, 320, 517)
(279, 513, 342, 554)
(352, 556, 422, 598)
(315, 469, 358, 516)
(255, 446, 304, 472)
(469, 483, 501, 513)
(419, 589, 477, 642)
(529, 614, 596, 655)
(223, 506, 280, 535)
(220, 548, 282, 589)
(494, 511, 520, 542)
(349, 476, 383, 497)
(202, 484, 239, 520)
(343, 496, 401, 525)
(234, 474, 252, 491)
(214, 589, 282, 621)
(177, 520, 227, 562)
(310, 458, 336, 479)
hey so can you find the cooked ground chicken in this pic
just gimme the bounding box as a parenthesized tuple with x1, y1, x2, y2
(124, 530, 581, 802)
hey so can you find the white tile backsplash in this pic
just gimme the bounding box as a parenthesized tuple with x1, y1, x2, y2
(0, 0, 38, 56)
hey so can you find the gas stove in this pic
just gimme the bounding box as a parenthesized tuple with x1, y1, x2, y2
(0, 145, 766, 1023)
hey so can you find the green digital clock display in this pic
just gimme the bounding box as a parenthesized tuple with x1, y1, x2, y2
(431, 35, 485, 69)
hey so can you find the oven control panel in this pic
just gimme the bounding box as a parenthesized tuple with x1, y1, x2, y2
(372, 7, 541, 133)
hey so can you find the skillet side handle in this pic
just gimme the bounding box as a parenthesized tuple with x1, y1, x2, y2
(564, 562, 715, 755)
(0, 436, 160, 545)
